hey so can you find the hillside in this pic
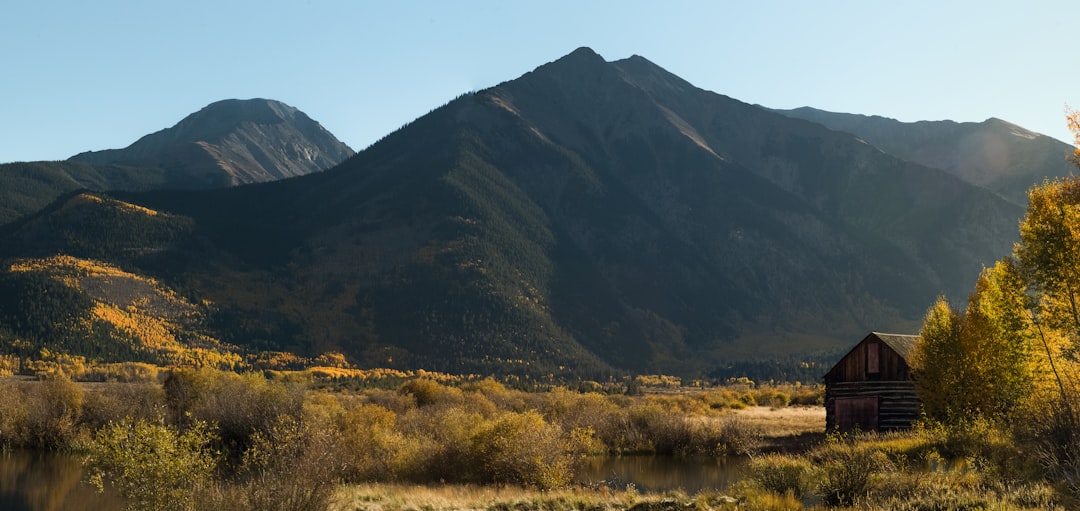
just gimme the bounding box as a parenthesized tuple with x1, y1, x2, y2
(0, 160, 168, 225)
(0, 48, 1029, 378)
(773, 106, 1075, 204)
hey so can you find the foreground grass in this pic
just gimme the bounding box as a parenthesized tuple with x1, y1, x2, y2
(330, 483, 744, 511)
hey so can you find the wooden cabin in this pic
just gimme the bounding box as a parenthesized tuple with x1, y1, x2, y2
(824, 332, 920, 432)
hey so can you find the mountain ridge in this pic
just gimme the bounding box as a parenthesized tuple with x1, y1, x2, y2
(772, 106, 1075, 204)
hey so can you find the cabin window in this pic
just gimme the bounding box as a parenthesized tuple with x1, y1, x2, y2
(866, 341, 880, 374)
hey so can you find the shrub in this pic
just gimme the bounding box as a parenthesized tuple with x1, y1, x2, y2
(624, 403, 760, 456)
(751, 389, 790, 408)
(398, 378, 463, 407)
(163, 368, 303, 452)
(401, 406, 484, 482)
(24, 375, 85, 449)
(84, 418, 217, 511)
(336, 404, 429, 481)
(80, 382, 165, 431)
(470, 410, 585, 489)
(813, 441, 892, 506)
(749, 453, 813, 498)
(228, 414, 342, 511)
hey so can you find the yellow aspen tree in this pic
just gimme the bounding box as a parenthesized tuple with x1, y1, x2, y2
(912, 261, 1044, 423)
(1015, 177, 1080, 336)
(911, 296, 966, 421)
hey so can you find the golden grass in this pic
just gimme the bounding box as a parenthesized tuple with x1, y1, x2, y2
(329, 483, 737, 511)
(729, 406, 825, 438)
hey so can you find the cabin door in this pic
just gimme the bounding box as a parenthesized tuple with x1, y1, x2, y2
(835, 396, 878, 432)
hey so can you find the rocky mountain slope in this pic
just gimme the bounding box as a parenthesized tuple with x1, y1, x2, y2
(773, 106, 1075, 204)
(70, 98, 355, 188)
(0, 49, 1033, 378)
(0, 99, 354, 225)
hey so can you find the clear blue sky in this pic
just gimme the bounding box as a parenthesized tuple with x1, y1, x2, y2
(2, 1, 1076, 163)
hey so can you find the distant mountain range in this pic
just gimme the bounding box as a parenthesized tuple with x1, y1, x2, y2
(0, 48, 1072, 379)
(772, 106, 1075, 205)
(0, 99, 353, 225)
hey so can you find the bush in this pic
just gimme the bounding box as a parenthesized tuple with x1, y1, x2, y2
(398, 378, 464, 407)
(84, 418, 217, 511)
(813, 441, 892, 506)
(749, 453, 813, 498)
(228, 414, 342, 511)
(81, 382, 165, 431)
(751, 389, 790, 408)
(336, 404, 429, 481)
(624, 403, 760, 456)
(470, 410, 586, 489)
(163, 368, 303, 452)
(6, 375, 86, 449)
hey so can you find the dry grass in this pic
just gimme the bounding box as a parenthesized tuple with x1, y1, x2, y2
(329, 483, 734, 511)
(331, 483, 554, 511)
(728, 406, 824, 438)
(725, 405, 826, 453)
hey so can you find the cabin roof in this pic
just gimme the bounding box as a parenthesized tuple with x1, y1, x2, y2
(823, 331, 919, 382)
(870, 332, 918, 362)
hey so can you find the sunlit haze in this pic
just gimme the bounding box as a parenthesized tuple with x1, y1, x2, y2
(2, 0, 1076, 162)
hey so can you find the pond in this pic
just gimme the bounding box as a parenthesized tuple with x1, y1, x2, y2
(574, 455, 749, 494)
(0, 451, 126, 511)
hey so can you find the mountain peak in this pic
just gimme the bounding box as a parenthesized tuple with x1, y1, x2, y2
(562, 46, 604, 61)
(186, 98, 298, 129)
(530, 47, 608, 74)
(69, 98, 354, 187)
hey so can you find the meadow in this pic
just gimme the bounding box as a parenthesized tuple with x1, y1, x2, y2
(0, 368, 1071, 510)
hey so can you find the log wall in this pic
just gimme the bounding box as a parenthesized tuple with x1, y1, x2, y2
(825, 381, 919, 432)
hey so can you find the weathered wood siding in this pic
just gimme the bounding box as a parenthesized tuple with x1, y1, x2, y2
(824, 339, 909, 384)
(825, 381, 919, 431)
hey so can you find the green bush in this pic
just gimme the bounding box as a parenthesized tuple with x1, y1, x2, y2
(84, 418, 217, 511)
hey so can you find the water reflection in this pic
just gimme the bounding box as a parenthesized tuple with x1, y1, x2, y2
(0, 451, 125, 511)
(575, 455, 748, 494)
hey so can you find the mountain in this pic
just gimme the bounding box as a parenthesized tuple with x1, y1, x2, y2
(772, 106, 1075, 204)
(69, 98, 355, 188)
(0, 99, 355, 226)
(0, 48, 1028, 378)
